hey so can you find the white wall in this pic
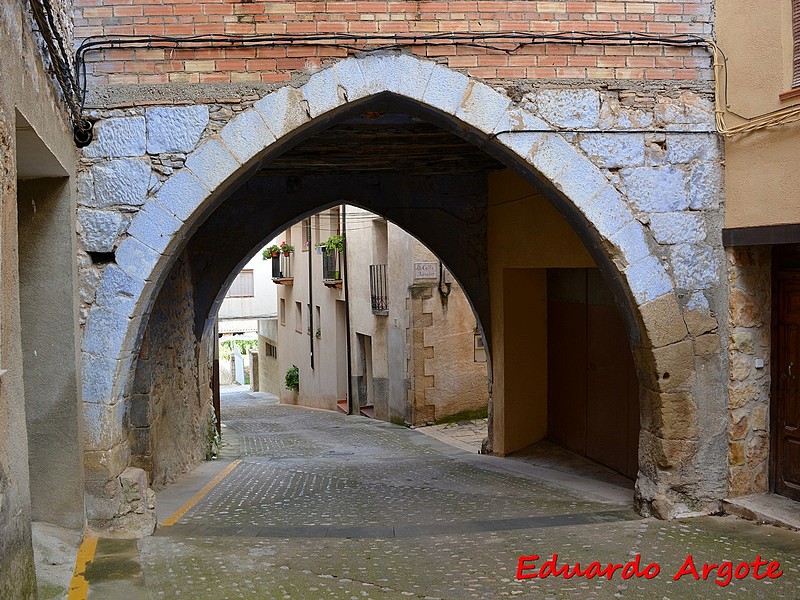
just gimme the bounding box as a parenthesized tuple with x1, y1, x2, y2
(218, 243, 279, 319)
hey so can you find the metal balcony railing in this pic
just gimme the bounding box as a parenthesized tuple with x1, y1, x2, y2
(370, 264, 388, 314)
(272, 254, 292, 279)
(322, 249, 340, 281)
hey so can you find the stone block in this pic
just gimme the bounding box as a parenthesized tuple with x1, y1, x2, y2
(648, 212, 706, 245)
(184, 138, 241, 192)
(608, 221, 651, 268)
(535, 89, 601, 128)
(751, 404, 768, 431)
(255, 86, 311, 140)
(220, 108, 275, 164)
(649, 340, 695, 392)
(729, 383, 759, 409)
(669, 244, 718, 290)
(688, 162, 722, 210)
(115, 235, 162, 282)
(454, 81, 510, 135)
(729, 441, 745, 466)
(129, 395, 152, 428)
(651, 390, 698, 440)
(77, 169, 94, 207)
(78, 208, 125, 253)
(527, 133, 580, 184)
(146, 105, 209, 154)
(92, 158, 150, 208)
(126, 200, 183, 255)
(620, 165, 688, 213)
(331, 58, 370, 102)
(579, 133, 645, 169)
(154, 168, 209, 222)
(359, 53, 435, 100)
(554, 152, 612, 211)
(80, 266, 100, 305)
(94, 263, 146, 312)
(666, 133, 719, 164)
(493, 107, 550, 158)
(84, 440, 130, 479)
(84, 117, 146, 158)
(82, 305, 131, 358)
(730, 331, 755, 354)
(301, 65, 345, 118)
(625, 255, 673, 305)
(730, 411, 749, 440)
(421, 63, 470, 115)
(746, 433, 769, 467)
(730, 352, 752, 382)
(116, 467, 156, 537)
(695, 333, 720, 356)
(83, 401, 126, 450)
(583, 185, 632, 239)
(82, 355, 121, 404)
(729, 287, 763, 327)
(639, 294, 688, 348)
(684, 308, 718, 337)
(655, 96, 714, 129)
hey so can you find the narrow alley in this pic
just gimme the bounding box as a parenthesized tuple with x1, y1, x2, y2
(80, 390, 800, 599)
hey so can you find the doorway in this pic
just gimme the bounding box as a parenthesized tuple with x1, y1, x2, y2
(773, 245, 800, 501)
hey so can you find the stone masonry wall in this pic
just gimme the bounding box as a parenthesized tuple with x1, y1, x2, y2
(129, 251, 213, 491)
(76, 52, 730, 521)
(727, 247, 771, 497)
(74, 0, 713, 87)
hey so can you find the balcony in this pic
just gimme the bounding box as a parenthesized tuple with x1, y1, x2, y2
(271, 254, 293, 284)
(370, 264, 389, 315)
(322, 249, 342, 288)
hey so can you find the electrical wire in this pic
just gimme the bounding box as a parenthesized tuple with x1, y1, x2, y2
(29, 21, 800, 146)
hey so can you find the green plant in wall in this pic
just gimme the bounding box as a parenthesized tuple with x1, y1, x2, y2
(285, 365, 299, 393)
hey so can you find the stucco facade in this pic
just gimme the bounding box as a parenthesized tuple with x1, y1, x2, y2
(271, 207, 489, 425)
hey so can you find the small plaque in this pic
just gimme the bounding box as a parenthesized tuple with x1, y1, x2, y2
(413, 261, 438, 280)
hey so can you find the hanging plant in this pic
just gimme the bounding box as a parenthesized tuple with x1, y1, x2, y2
(280, 241, 294, 255)
(262, 245, 280, 259)
(323, 234, 345, 254)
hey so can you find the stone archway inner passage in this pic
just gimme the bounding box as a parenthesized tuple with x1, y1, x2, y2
(78, 52, 726, 532)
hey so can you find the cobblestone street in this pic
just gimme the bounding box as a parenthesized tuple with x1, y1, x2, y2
(120, 391, 800, 599)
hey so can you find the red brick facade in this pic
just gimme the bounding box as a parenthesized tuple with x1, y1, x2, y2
(74, 1, 713, 85)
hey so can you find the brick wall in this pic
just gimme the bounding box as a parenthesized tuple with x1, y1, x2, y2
(74, 0, 714, 86)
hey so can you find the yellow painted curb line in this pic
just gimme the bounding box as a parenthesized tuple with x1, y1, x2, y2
(161, 459, 242, 526)
(67, 534, 98, 600)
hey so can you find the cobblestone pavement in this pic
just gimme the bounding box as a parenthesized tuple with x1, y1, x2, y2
(136, 391, 800, 599)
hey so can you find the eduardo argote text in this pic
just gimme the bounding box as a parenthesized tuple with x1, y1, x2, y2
(517, 553, 783, 587)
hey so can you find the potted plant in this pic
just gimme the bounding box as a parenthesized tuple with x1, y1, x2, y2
(323, 234, 345, 255)
(280, 241, 294, 256)
(262, 244, 280, 260)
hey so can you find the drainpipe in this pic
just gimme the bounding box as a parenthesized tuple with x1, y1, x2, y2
(342, 204, 354, 414)
(308, 220, 314, 370)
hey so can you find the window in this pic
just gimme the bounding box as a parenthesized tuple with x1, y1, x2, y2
(226, 269, 254, 297)
(302, 219, 311, 251)
(474, 330, 486, 363)
(266, 341, 277, 359)
(279, 298, 286, 326)
(295, 302, 302, 332)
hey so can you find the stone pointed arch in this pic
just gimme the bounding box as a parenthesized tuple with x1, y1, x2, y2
(82, 52, 716, 526)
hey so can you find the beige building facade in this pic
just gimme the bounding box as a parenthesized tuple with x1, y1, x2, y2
(272, 207, 489, 426)
(717, 3, 800, 504)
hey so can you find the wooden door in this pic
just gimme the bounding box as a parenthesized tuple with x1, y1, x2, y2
(774, 273, 800, 501)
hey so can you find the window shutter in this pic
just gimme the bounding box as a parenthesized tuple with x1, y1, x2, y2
(794, 0, 800, 88)
(226, 270, 255, 297)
